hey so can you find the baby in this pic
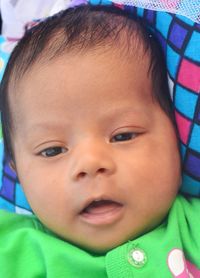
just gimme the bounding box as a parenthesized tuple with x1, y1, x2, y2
(0, 5, 200, 277)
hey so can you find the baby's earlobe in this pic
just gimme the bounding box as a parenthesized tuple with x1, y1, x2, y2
(9, 160, 16, 173)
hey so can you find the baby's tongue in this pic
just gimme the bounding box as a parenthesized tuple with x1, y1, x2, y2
(84, 200, 120, 214)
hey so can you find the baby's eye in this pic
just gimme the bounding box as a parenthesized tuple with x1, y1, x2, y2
(40, 146, 67, 157)
(111, 132, 136, 142)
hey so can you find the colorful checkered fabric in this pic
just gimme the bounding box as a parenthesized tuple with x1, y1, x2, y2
(0, 0, 200, 214)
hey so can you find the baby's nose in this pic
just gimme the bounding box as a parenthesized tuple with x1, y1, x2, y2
(70, 143, 116, 181)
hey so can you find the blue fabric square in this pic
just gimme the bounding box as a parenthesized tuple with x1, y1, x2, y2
(0, 53, 10, 82)
(0, 198, 15, 212)
(167, 45, 181, 79)
(0, 140, 3, 170)
(89, 0, 111, 5)
(0, 36, 4, 44)
(136, 7, 144, 17)
(189, 124, 200, 152)
(180, 143, 187, 160)
(0, 141, 3, 194)
(181, 174, 200, 195)
(156, 32, 167, 55)
(169, 22, 188, 49)
(0, 177, 15, 202)
(145, 9, 155, 24)
(185, 150, 200, 180)
(194, 96, 200, 124)
(197, 109, 200, 123)
(156, 12, 172, 38)
(15, 183, 32, 211)
(175, 14, 196, 26)
(185, 31, 200, 62)
(175, 85, 198, 119)
(0, 36, 10, 82)
(4, 162, 17, 179)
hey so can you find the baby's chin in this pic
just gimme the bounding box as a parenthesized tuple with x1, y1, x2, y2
(63, 217, 168, 254)
(70, 238, 128, 255)
(60, 229, 146, 255)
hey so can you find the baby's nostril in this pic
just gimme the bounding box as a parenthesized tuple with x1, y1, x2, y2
(98, 168, 106, 174)
(77, 168, 107, 179)
(77, 172, 87, 179)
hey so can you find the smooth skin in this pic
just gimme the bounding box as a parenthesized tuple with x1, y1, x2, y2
(11, 46, 181, 253)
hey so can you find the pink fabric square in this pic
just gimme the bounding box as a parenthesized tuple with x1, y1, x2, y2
(175, 111, 192, 145)
(178, 59, 200, 93)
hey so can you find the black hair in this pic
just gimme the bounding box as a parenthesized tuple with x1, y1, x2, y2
(0, 4, 173, 161)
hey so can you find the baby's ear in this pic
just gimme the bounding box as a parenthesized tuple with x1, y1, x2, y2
(9, 160, 16, 173)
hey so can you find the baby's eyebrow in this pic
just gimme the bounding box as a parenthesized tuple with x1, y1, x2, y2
(24, 122, 70, 135)
(99, 105, 151, 122)
(23, 105, 151, 136)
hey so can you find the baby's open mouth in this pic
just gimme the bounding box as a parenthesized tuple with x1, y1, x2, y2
(80, 199, 123, 225)
(82, 200, 122, 214)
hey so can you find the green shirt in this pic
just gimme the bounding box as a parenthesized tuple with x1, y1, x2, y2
(0, 195, 200, 277)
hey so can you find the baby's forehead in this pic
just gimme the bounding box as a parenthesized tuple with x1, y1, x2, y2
(10, 44, 152, 114)
(10, 30, 150, 94)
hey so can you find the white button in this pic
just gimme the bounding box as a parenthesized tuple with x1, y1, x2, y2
(128, 247, 147, 268)
(132, 250, 145, 262)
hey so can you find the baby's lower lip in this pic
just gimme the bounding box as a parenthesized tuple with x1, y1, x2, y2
(79, 201, 124, 226)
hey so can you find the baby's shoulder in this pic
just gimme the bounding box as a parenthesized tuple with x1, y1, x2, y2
(173, 194, 200, 216)
(168, 194, 200, 248)
(0, 209, 43, 235)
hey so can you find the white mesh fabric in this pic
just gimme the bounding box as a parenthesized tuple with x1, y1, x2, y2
(112, 0, 200, 23)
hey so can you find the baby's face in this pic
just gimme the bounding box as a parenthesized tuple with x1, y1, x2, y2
(12, 47, 181, 253)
